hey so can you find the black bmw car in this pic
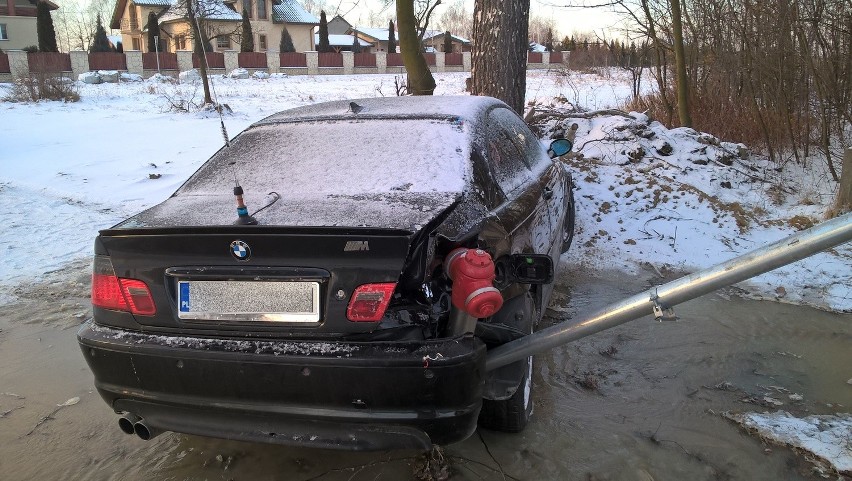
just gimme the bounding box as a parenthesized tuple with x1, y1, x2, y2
(78, 95, 575, 450)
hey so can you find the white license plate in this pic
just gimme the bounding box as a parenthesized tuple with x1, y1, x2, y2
(177, 280, 320, 322)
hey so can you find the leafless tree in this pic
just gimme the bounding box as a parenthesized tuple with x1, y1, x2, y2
(436, 0, 472, 39)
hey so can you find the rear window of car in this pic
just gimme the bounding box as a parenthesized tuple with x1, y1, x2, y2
(177, 118, 472, 197)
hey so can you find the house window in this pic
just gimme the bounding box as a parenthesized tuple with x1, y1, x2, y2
(217, 36, 230, 49)
(132, 37, 140, 50)
(0, 24, 7, 41)
(257, 0, 266, 19)
(259, 34, 267, 51)
(175, 35, 186, 50)
(245, 0, 253, 19)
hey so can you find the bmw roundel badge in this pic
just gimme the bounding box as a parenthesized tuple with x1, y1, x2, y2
(230, 240, 251, 261)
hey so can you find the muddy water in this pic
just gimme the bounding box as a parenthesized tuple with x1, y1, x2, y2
(0, 262, 849, 481)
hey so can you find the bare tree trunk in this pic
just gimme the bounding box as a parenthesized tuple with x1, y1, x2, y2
(832, 148, 852, 215)
(670, 0, 691, 127)
(639, 0, 673, 124)
(470, 0, 530, 114)
(187, 0, 213, 105)
(397, 0, 435, 95)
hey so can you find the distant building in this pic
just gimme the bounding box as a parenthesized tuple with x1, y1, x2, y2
(0, 0, 59, 50)
(110, 0, 318, 53)
(313, 32, 371, 53)
(350, 26, 395, 53)
(326, 14, 349, 35)
(422, 31, 471, 53)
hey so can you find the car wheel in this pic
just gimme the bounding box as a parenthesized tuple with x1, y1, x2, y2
(478, 354, 534, 433)
(561, 188, 576, 253)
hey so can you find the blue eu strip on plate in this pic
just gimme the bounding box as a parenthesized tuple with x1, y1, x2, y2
(179, 282, 190, 312)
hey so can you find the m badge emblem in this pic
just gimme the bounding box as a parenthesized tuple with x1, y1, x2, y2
(344, 241, 369, 252)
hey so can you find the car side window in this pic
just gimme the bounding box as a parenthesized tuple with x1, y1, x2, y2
(486, 108, 535, 195)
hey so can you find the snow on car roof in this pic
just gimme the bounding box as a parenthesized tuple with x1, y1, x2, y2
(118, 114, 478, 230)
(179, 117, 472, 197)
(255, 95, 504, 126)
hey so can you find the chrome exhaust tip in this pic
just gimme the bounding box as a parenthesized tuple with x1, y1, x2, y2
(133, 421, 161, 441)
(118, 414, 140, 435)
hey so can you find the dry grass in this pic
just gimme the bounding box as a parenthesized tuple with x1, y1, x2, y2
(5, 72, 79, 102)
(623, 82, 806, 156)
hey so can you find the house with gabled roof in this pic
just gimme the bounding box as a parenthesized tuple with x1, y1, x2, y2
(110, 0, 317, 54)
(1, 0, 59, 51)
(350, 26, 395, 53)
(422, 30, 471, 53)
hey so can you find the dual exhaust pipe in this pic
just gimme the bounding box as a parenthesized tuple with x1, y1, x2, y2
(118, 414, 161, 441)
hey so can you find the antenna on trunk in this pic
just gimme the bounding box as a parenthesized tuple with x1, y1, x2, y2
(233, 174, 258, 225)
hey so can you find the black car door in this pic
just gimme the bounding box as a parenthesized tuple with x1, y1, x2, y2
(484, 107, 553, 255)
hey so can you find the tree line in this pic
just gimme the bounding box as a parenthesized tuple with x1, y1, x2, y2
(619, 0, 851, 178)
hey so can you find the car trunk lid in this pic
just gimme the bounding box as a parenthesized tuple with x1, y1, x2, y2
(96, 225, 418, 337)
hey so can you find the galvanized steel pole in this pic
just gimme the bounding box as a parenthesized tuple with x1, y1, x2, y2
(486, 212, 852, 371)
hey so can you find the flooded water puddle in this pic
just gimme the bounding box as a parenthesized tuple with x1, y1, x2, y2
(0, 264, 849, 480)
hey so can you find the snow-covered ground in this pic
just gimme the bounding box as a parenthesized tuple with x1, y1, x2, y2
(0, 68, 848, 311)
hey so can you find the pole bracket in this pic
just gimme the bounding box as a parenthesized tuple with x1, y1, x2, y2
(651, 290, 677, 321)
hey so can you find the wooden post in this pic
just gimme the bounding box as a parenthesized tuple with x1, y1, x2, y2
(834, 148, 852, 215)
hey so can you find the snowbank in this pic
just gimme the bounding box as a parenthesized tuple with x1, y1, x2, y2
(726, 411, 852, 475)
(531, 100, 851, 311)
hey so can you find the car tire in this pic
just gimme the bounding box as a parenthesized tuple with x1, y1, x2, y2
(478, 354, 534, 433)
(561, 187, 576, 253)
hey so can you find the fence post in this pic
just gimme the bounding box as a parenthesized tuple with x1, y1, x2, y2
(342, 51, 354, 74)
(542, 51, 550, 67)
(70, 51, 89, 78)
(177, 51, 193, 72)
(7, 50, 28, 79)
(375, 51, 387, 74)
(462, 51, 471, 72)
(125, 50, 143, 76)
(224, 50, 238, 72)
(563, 51, 570, 68)
(267, 50, 280, 73)
(435, 52, 445, 73)
(306, 51, 318, 75)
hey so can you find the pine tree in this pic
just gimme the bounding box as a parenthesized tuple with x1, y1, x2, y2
(351, 31, 362, 53)
(90, 14, 113, 52)
(318, 11, 331, 53)
(36, 1, 58, 53)
(147, 12, 160, 53)
(443, 31, 452, 53)
(240, 9, 254, 52)
(116, 41, 124, 53)
(387, 20, 396, 53)
(279, 27, 295, 52)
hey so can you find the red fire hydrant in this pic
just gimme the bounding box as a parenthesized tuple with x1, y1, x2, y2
(444, 248, 504, 318)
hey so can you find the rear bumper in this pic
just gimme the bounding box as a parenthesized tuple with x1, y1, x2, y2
(77, 321, 485, 450)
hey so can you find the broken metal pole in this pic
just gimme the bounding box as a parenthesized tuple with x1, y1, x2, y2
(486, 212, 852, 372)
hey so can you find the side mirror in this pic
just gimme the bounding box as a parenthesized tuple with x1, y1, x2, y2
(548, 138, 573, 158)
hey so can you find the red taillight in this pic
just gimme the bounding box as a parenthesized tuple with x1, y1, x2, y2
(91, 256, 156, 316)
(346, 283, 396, 322)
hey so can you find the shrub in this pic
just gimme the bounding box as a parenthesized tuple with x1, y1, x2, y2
(5, 73, 80, 102)
(22, 45, 39, 53)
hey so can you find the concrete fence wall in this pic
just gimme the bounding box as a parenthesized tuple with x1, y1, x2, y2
(0, 50, 570, 81)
